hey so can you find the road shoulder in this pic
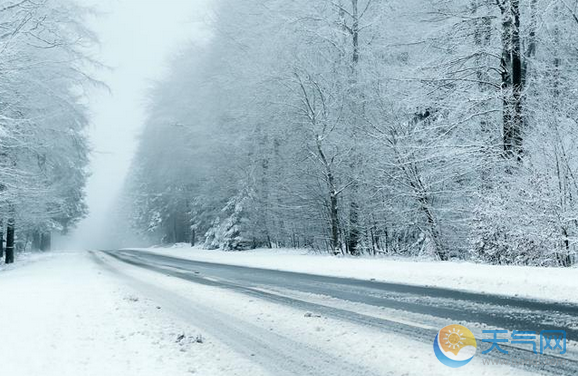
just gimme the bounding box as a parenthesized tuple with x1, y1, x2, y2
(0, 250, 266, 376)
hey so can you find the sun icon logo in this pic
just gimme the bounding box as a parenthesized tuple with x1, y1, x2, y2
(444, 327, 466, 353)
(433, 324, 477, 368)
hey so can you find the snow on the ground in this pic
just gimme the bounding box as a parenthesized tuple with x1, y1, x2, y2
(0, 250, 267, 376)
(0, 251, 55, 271)
(0, 249, 552, 376)
(102, 250, 535, 376)
(132, 245, 578, 304)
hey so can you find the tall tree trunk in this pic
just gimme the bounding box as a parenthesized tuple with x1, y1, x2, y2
(259, 129, 271, 247)
(296, 73, 343, 254)
(5, 216, 15, 264)
(329, 182, 341, 254)
(346, 0, 361, 255)
(500, 0, 523, 161)
(417, 194, 446, 260)
(511, 0, 523, 159)
(550, 6, 572, 267)
(347, 201, 360, 255)
(40, 232, 51, 251)
(32, 231, 41, 251)
(318, 137, 342, 254)
(173, 214, 178, 243)
(351, 0, 360, 65)
(405, 162, 447, 260)
(524, 0, 538, 80)
(0, 219, 4, 260)
(472, 0, 494, 189)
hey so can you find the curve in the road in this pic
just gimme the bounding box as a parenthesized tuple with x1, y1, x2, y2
(100, 249, 578, 376)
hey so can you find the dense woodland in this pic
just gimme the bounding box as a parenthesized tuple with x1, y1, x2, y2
(117, 0, 577, 266)
(0, 0, 95, 263)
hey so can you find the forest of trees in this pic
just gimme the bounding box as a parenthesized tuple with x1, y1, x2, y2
(0, 0, 95, 263)
(118, 0, 578, 266)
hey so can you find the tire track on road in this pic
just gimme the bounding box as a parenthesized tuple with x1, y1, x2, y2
(92, 251, 384, 376)
(97, 250, 578, 376)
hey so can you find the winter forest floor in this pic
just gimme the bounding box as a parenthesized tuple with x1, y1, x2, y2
(132, 245, 578, 304)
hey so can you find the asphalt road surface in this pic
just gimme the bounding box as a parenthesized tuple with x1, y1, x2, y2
(97, 249, 578, 375)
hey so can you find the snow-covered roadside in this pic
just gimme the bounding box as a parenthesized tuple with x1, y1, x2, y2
(131, 246, 578, 304)
(0, 250, 267, 376)
(103, 250, 534, 376)
(0, 251, 55, 271)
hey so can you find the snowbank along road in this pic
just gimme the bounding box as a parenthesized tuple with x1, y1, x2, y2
(97, 249, 578, 376)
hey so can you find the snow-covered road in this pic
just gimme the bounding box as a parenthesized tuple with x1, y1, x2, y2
(1, 250, 575, 375)
(102, 249, 578, 375)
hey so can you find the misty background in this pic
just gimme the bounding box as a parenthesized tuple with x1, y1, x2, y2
(14, 0, 574, 267)
(59, 0, 212, 250)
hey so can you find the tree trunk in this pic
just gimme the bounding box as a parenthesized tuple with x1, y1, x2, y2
(172, 214, 178, 243)
(405, 163, 447, 260)
(524, 0, 538, 82)
(329, 186, 341, 254)
(550, 9, 571, 267)
(40, 232, 51, 251)
(500, 0, 523, 161)
(317, 139, 342, 255)
(351, 0, 360, 65)
(0, 219, 4, 260)
(511, 0, 523, 160)
(346, 0, 361, 255)
(473, 0, 494, 188)
(259, 130, 271, 248)
(32, 231, 41, 251)
(347, 201, 360, 255)
(419, 197, 446, 260)
(5, 217, 15, 264)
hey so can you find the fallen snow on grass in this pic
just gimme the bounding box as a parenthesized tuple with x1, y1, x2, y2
(0, 250, 266, 376)
(132, 246, 578, 304)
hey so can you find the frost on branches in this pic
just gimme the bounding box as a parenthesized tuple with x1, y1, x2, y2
(114, 0, 578, 266)
(0, 0, 98, 263)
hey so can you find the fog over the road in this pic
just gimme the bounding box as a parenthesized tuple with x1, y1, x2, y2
(60, 0, 212, 250)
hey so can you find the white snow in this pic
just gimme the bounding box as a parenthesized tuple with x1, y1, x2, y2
(101, 250, 536, 376)
(0, 249, 563, 376)
(132, 245, 578, 304)
(0, 251, 54, 271)
(0, 250, 267, 376)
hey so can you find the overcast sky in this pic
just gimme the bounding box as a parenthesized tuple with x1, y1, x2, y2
(61, 0, 212, 249)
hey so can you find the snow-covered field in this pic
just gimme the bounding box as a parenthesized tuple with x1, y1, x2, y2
(0, 251, 267, 376)
(132, 245, 578, 304)
(0, 250, 538, 376)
